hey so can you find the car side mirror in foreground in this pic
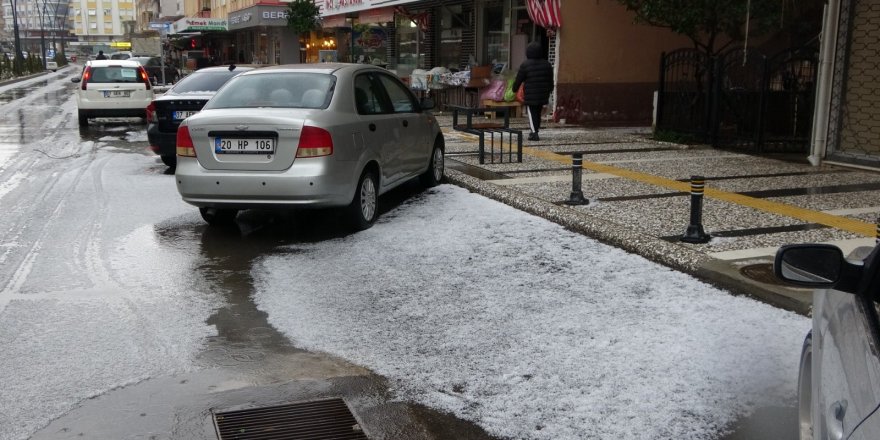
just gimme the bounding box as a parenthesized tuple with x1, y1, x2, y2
(71, 77, 80, 83)
(774, 244, 863, 293)
(420, 97, 435, 111)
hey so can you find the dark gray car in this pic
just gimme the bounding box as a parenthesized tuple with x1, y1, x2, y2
(147, 65, 256, 167)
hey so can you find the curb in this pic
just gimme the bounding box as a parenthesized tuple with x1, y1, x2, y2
(444, 168, 812, 316)
(0, 65, 72, 88)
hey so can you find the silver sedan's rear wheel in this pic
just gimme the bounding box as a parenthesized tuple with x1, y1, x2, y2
(797, 331, 813, 440)
(348, 169, 378, 231)
(419, 137, 444, 187)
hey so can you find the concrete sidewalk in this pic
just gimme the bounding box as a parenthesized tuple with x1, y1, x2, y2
(437, 113, 880, 316)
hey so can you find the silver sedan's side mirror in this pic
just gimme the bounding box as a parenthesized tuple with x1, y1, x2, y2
(420, 97, 435, 111)
(774, 244, 863, 293)
(71, 77, 80, 83)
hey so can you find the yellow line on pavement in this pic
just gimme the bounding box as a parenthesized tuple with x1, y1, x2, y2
(522, 146, 875, 237)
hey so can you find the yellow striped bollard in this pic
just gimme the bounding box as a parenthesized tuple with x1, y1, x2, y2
(681, 175, 711, 243)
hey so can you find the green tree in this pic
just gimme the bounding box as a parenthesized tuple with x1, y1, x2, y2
(615, 0, 785, 58)
(286, 0, 321, 34)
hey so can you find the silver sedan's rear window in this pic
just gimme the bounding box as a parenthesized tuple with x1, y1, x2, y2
(205, 73, 335, 109)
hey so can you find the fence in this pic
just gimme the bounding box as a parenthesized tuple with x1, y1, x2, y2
(657, 45, 819, 154)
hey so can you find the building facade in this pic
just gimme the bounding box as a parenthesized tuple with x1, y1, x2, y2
(811, 0, 880, 169)
(2, 0, 71, 55)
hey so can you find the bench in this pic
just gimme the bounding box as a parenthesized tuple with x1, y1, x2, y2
(481, 99, 523, 118)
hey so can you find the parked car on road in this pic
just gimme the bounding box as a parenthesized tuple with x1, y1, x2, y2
(174, 63, 444, 229)
(130, 56, 180, 85)
(71, 59, 154, 126)
(147, 64, 256, 168)
(45, 60, 58, 72)
(775, 243, 880, 440)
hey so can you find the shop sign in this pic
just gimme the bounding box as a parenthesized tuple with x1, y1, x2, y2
(322, 0, 366, 16)
(173, 17, 227, 33)
(320, 1, 421, 18)
(228, 5, 291, 30)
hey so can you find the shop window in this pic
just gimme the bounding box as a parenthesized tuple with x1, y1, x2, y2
(396, 13, 424, 74)
(483, 2, 510, 68)
(437, 5, 464, 70)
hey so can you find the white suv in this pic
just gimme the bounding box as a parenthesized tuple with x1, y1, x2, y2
(72, 60, 154, 126)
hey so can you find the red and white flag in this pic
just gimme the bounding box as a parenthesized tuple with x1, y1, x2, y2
(526, 0, 562, 29)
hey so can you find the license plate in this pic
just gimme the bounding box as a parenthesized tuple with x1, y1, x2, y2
(102, 90, 130, 98)
(214, 137, 276, 154)
(173, 110, 197, 120)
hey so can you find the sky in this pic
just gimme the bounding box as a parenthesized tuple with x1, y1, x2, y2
(253, 184, 810, 440)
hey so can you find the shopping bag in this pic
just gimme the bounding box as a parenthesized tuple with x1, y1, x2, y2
(515, 84, 525, 103)
(503, 79, 516, 102)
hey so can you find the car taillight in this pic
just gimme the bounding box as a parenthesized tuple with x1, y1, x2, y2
(296, 126, 333, 158)
(138, 66, 152, 90)
(146, 101, 157, 123)
(81, 66, 91, 90)
(176, 125, 196, 157)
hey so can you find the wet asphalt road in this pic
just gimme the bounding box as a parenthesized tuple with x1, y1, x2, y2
(0, 71, 496, 440)
(0, 71, 797, 440)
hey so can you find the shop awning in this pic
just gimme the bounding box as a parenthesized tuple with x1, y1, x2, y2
(359, 6, 395, 25)
(322, 14, 349, 28)
(526, 0, 562, 29)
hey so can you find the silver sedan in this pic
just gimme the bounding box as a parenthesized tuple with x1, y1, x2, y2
(174, 63, 445, 229)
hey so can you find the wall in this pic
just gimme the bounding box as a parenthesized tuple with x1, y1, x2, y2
(837, 0, 880, 158)
(555, 0, 691, 126)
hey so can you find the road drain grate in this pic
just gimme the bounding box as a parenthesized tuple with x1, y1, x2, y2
(213, 398, 368, 440)
(739, 263, 785, 286)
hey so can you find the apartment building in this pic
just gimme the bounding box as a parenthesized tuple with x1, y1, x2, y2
(69, 0, 137, 45)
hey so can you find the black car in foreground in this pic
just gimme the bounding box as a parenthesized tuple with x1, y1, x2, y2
(146, 64, 257, 168)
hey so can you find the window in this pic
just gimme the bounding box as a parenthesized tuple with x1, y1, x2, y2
(354, 74, 387, 115)
(438, 5, 464, 70)
(88, 9, 96, 15)
(377, 74, 415, 113)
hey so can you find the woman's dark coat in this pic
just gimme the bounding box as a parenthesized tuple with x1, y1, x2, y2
(512, 42, 554, 106)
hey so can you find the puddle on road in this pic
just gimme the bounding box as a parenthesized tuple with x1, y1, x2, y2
(0, 80, 53, 104)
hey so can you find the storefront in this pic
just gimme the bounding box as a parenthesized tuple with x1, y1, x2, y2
(227, 5, 300, 65)
(169, 17, 229, 69)
(319, 0, 552, 84)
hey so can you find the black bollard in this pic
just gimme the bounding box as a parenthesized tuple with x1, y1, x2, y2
(565, 153, 589, 206)
(680, 175, 711, 243)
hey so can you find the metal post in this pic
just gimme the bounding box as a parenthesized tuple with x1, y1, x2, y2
(681, 175, 711, 243)
(565, 153, 588, 206)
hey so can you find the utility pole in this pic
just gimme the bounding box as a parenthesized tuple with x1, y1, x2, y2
(8, 0, 24, 73)
(35, 0, 46, 69)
